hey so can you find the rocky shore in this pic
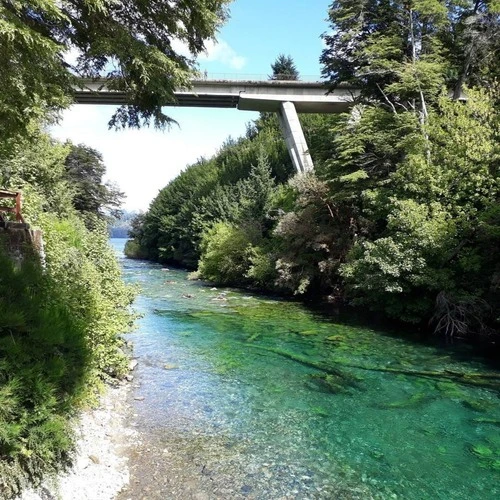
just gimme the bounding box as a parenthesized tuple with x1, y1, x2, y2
(20, 381, 135, 500)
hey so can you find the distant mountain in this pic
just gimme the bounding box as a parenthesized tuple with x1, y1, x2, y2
(108, 210, 142, 239)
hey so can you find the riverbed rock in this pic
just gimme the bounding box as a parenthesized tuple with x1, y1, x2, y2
(18, 383, 135, 500)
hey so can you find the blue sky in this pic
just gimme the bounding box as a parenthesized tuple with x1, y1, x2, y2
(52, 0, 332, 211)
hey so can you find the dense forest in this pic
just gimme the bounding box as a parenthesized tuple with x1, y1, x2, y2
(0, 0, 230, 496)
(127, 0, 500, 340)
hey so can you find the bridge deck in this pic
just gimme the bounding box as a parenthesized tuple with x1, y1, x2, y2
(73, 79, 357, 113)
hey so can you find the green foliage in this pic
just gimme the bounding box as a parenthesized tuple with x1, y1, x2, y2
(320, 0, 499, 105)
(131, 117, 293, 267)
(64, 143, 124, 220)
(124, 238, 149, 260)
(198, 222, 255, 285)
(0, 248, 83, 497)
(0, 0, 231, 137)
(0, 125, 74, 218)
(197, 153, 279, 287)
(338, 88, 499, 331)
(39, 213, 134, 379)
(0, 123, 135, 496)
(269, 54, 300, 80)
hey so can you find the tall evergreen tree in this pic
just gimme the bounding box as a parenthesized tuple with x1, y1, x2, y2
(64, 144, 124, 218)
(320, 1, 500, 105)
(269, 54, 300, 80)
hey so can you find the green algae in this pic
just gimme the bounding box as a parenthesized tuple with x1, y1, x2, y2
(435, 381, 466, 399)
(461, 398, 494, 413)
(472, 418, 500, 427)
(212, 358, 243, 375)
(306, 373, 358, 395)
(311, 406, 330, 417)
(378, 392, 431, 410)
(325, 335, 344, 343)
(471, 444, 495, 458)
(470, 443, 500, 471)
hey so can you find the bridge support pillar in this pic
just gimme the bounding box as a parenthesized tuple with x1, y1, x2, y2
(278, 101, 314, 173)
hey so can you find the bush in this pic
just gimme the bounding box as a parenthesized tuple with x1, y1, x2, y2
(0, 216, 135, 498)
(124, 238, 148, 259)
(198, 222, 255, 285)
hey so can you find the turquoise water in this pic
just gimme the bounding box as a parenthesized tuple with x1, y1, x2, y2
(112, 239, 500, 499)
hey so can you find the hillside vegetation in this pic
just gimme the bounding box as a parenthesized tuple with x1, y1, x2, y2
(0, 128, 135, 498)
(128, 1, 500, 339)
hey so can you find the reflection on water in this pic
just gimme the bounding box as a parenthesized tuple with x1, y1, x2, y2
(111, 239, 500, 499)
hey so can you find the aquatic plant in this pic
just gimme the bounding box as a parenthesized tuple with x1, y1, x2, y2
(472, 418, 500, 427)
(306, 373, 358, 394)
(378, 392, 431, 410)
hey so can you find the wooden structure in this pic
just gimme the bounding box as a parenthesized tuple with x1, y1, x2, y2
(0, 190, 25, 224)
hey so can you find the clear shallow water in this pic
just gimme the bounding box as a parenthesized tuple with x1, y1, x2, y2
(111, 239, 500, 499)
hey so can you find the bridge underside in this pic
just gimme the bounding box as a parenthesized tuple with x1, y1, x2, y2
(73, 79, 357, 173)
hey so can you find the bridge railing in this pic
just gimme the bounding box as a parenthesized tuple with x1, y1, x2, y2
(193, 72, 323, 83)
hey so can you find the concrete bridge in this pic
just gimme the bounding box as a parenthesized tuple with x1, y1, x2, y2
(74, 78, 359, 173)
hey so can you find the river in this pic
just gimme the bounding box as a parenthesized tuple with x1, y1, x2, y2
(110, 239, 500, 500)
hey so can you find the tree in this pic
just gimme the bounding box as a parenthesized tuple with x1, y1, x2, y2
(337, 88, 500, 332)
(64, 143, 124, 218)
(269, 54, 300, 80)
(320, 1, 500, 105)
(0, 0, 231, 138)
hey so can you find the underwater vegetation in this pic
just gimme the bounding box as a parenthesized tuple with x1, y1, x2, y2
(125, 259, 500, 499)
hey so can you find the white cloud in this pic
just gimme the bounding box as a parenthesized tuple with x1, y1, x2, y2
(172, 37, 246, 70)
(170, 38, 193, 58)
(64, 46, 81, 67)
(170, 37, 246, 70)
(200, 39, 246, 70)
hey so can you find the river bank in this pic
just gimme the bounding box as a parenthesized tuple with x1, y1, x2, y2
(20, 381, 136, 500)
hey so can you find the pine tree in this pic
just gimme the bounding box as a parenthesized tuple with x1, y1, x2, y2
(269, 54, 300, 80)
(321, 1, 500, 106)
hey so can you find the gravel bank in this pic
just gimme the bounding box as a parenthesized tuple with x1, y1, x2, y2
(20, 381, 136, 500)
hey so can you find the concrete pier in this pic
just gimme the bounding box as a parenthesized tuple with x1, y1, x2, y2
(278, 102, 314, 172)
